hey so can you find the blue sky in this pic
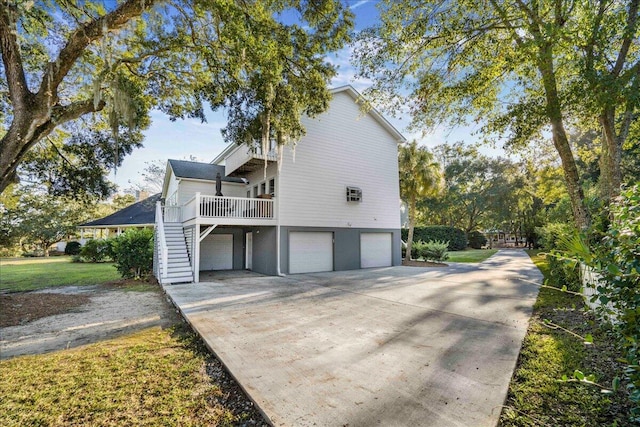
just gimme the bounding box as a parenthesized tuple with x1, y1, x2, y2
(114, 0, 490, 191)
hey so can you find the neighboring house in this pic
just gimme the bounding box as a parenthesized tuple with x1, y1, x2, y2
(78, 193, 161, 239)
(155, 85, 404, 284)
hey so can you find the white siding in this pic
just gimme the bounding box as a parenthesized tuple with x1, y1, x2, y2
(278, 91, 401, 229)
(176, 180, 246, 205)
(165, 170, 180, 200)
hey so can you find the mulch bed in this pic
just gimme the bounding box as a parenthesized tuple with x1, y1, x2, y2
(0, 293, 91, 327)
(402, 259, 448, 267)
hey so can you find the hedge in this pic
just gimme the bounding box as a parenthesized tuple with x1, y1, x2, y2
(402, 226, 467, 251)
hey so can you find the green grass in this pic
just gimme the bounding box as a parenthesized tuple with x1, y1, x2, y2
(0, 326, 239, 426)
(500, 250, 631, 426)
(0, 257, 120, 292)
(447, 248, 497, 263)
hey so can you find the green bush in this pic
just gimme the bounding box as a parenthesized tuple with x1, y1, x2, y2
(80, 239, 111, 262)
(418, 240, 449, 262)
(467, 230, 487, 249)
(110, 229, 154, 279)
(64, 241, 81, 255)
(402, 226, 467, 251)
(591, 185, 640, 421)
(536, 222, 576, 251)
(545, 253, 581, 292)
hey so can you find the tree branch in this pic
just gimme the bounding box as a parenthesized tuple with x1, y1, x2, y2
(612, 0, 640, 77)
(37, 0, 157, 103)
(0, 1, 32, 110)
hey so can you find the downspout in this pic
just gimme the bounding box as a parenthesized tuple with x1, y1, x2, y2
(275, 153, 285, 276)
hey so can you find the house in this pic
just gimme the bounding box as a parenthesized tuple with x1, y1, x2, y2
(155, 85, 404, 284)
(78, 193, 161, 240)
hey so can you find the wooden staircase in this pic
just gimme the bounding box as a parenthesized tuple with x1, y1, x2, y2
(158, 223, 193, 284)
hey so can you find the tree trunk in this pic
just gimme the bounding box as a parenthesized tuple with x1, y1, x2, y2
(537, 44, 590, 230)
(599, 108, 623, 202)
(406, 195, 417, 260)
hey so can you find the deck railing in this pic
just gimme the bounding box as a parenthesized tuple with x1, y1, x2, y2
(182, 193, 274, 221)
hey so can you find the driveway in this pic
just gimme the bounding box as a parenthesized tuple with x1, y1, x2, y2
(163, 249, 542, 426)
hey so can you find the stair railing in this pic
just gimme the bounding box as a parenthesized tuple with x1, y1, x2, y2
(155, 201, 168, 282)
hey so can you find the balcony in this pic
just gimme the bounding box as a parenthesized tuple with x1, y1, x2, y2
(168, 194, 275, 226)
(225, 145, 277, 177)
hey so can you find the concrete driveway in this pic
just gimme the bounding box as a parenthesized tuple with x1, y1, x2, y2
(164, 249, 542, 427)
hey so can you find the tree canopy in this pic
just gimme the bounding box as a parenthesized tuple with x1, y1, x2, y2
(354, 0, 639, 229)
(0, 0, 353, 196)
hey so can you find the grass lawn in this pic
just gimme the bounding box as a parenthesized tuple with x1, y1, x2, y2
(0, 325, 240, 426)
(0, 257, 120, 292)
(447, 248, 497, 263)
(499, 250, 632, 426)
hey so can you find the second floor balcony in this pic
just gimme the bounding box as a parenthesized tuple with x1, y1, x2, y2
(225, 145, 277, 177)
(164, 193, 275, 226)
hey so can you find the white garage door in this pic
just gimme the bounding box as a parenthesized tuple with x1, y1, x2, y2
(200, 234, 233, 270)
(289, 232, 333, 274)
(360, 233, 392, 268)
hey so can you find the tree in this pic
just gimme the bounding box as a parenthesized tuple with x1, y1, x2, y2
(1, 1, 353, 195)
(125, 159, 166, 194)
(398, 141, 442, 259)
(6, 191, 84, 256)
(354, 0, 640, 229)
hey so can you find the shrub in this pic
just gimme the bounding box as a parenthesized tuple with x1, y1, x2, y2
(467, 230, 487, 249)
(591, 185, 640, 421)
(80, 239, 111, 262)
(418, 240, 449, 262)
(71, 254, 83, 263)
(545, 253, 581, 292)
(402, 226, 467, 251)
(64, 241, 81, 255)
(110, 228, 154, 279)
(535, 222, 576, 251)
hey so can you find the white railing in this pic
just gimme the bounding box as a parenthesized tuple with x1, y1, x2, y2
(155, 201, 168, 281)
(225, 144, 278, 176)
(200, 194, 274, 219)
(164, 206, 182, 222)
(183, 195, 198, 221)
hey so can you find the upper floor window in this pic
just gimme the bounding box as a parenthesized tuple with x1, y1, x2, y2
(261, 182, 267, 195)
(253, 186, 258, 198)
(269, 178, 275, 197)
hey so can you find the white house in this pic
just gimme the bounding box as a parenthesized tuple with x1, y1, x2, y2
(154, 85, 404, 284)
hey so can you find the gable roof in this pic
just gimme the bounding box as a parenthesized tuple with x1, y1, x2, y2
(210, 84, 405, 165)
(168, 159, 245, 183)
(79, 193, 161, 227)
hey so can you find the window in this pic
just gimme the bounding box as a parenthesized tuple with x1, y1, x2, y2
(269, 178, 275, 197)
(247, 190, 250, 198)
(261, 182, 267, 195)
(346, 186, 362, 202)
(253, 186, 258, 197)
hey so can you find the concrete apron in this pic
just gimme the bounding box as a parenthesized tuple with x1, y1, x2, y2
(163, 249, 542, 427)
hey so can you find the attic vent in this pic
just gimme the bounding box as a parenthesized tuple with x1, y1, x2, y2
(346, 186, 362, 202)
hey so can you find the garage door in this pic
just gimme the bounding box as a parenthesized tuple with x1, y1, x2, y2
(360, 232, 392, 268)
(200, 234, 233, 270)
(289, 232, 333, 274)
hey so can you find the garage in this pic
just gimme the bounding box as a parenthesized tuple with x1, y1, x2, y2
(360, 232, 392, 268)
(200, 234, 233, 270)
(289, 232, 333, 274)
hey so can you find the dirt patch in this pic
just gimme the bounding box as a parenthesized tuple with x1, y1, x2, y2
(0, 285, 178, 359)
(0, 293, 91, 327)
(402, 259, 448, 267)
